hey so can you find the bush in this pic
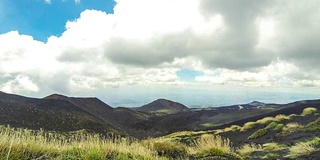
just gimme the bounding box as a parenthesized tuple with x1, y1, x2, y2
(237, 143, 263, 158)
(262, 153, 279, 159)
(273, 124, 284, 131)
(257, 117, 277, 124)
(289, 142, 318, 158)
(277, 123, 304, 137)
(305, 118, 320, 131)
(263, 142, 285, 151)
(195, 148, 225, 158)
(152, 140, 188, 158)
(265, 122, 278, 130)
(240, 122, 257, 132)
(248, 128, 268, 139)
(274, 114, 290, 121)
(85, 149, 105, 160)
(301, 107, 318, 116)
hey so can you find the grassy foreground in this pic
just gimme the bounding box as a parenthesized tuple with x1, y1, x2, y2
(0, 125, 242, 160)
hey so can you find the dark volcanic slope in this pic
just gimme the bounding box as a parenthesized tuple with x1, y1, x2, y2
(137, 99, 190, 114)
(218, 99, 320, 128)
(0, 91, 117, 133)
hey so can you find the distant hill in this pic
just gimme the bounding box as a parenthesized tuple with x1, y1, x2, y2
(137, 99, 190, 114)
(1, 91, 320, 139)
(0, 91, 118, 134)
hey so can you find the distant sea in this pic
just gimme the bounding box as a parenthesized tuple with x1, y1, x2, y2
(101, 85, 320, 108)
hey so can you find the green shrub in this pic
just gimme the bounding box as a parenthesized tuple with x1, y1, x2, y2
(152, 140, 187, 158)
(195, 148, 225, 158)
(305, 118, 320, 131)
(273, 124, 284, 131)
(85, 149, 105, 160)
(265, 122, 278, 130)
(277, 123, 304, 137)
(248, 128, 268, 139)
(262, 153, 279, 159)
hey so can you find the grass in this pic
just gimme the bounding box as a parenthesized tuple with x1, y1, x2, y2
(261, 153, 279, 159)
(263, 142, 286, 151)
(248, 128, 268, 139)
(274, 114, 290, 121)
(237, 143, 263, 158)
(240, 122, 257, 132)
(256, 117, 277, 124)
(289, 141, 318, 158)
(190, 134, 242, 160)
(277, 122, 304, 137)
(301, 107, 318, 116)
(273, 123, 284, 131)
(0, 125, 244, 159)
(305, 117, 320, 131)
(201, 123, 215, 127)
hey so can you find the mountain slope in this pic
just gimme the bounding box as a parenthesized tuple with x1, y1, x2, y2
(137, 98, 190, 114)
(0, 92, 118, 133)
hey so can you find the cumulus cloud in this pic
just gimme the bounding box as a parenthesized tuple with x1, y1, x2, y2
(1, 0, 320, 97)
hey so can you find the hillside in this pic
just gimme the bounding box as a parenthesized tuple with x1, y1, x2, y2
(137, 98, 190, 114)
(0, 91, 117, 133)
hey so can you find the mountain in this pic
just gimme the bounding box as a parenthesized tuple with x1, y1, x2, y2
(1, 91, 320, 140)
(0, 91, 118, 133)
(137, 98, 190, 114)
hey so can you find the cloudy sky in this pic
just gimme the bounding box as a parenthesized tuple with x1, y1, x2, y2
(0, 0, 320, 107)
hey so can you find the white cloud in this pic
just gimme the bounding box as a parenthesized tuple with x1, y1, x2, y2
(1, 0, 320, 97)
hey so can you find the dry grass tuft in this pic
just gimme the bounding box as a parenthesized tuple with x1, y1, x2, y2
(263, 142, 286, 151)
(240, 122, 257, 132)
(301, 107, 318, 116)
(237, 143, 263, 158)
(289, 142, 318, 158)
(277, 123, 304, 137)
(257, 117, 277, 124)
(274, 114, 290, 121)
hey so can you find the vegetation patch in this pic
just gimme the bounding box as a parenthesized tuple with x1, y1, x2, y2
(248, 128, 268, 139)
(257, 117, 277, 124)
(301, 107, 318, 116)
(277, 123, 304, 137)
(274, 114, 290, 121)
(261, 153, 279, 159)
(265, 121, 278, 130)
(263, 142, 286, 151)
(305, 117, 320, 131)
(201, 122, 215, 127)
(289, 141, 318, 158)
(237, 143, 263, 158)
(240, 122, 257, 132)
(273, 123, 284, 131)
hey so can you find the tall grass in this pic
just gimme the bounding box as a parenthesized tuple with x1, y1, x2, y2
(0, 126, 242, 159)
(0, 125, 158, 159)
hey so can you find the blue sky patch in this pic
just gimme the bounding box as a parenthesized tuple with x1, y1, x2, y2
(0, 0, 115, 42)
(176, 69, 204, 82)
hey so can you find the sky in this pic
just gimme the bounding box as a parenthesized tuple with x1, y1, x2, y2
(0, 0, 320, 107)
